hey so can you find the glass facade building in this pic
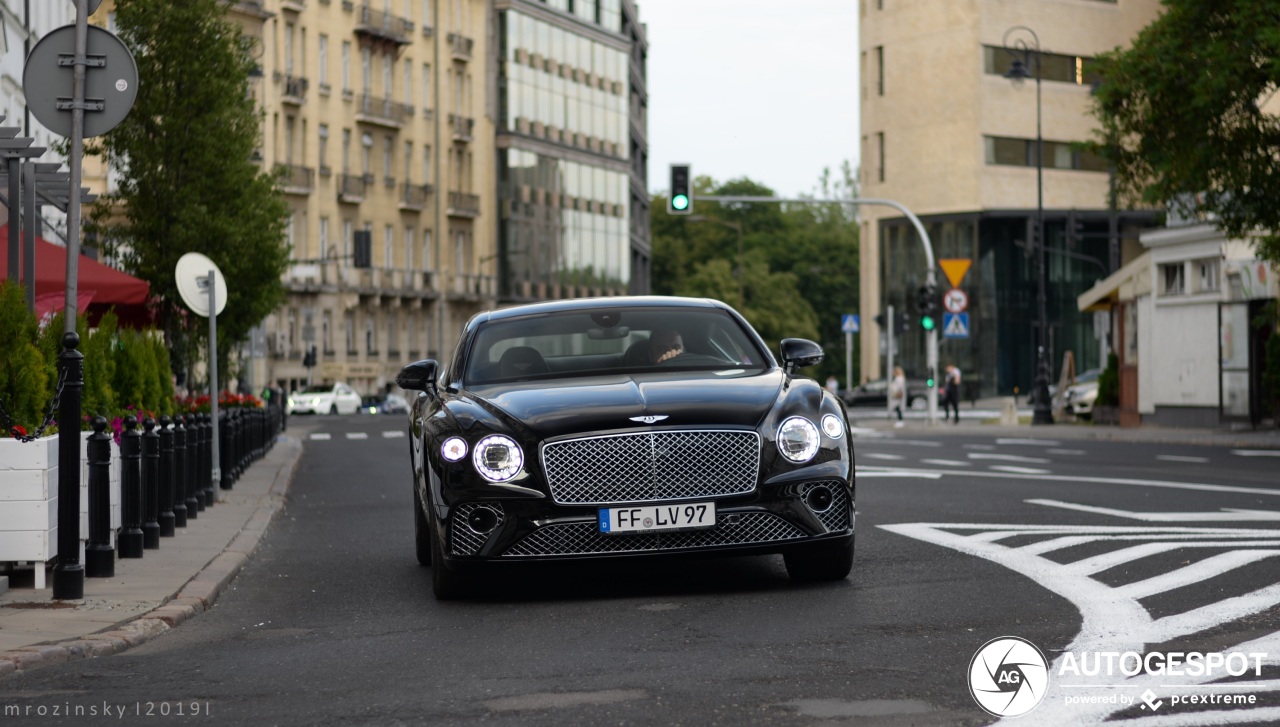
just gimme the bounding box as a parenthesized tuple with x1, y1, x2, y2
(494, 0, 647, 301)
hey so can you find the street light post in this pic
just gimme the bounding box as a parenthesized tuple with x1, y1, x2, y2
(1004, 25, 1054, 426)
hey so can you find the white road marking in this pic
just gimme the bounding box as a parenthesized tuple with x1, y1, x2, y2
(346, 432, 369, 440)
(1233, 449, 1280, 457)
(1156, 454, 1210, 463)
(995, 438, 1061, 446)
(967, 452, 1051, 464)
(988, 465, 1051, 475)
(853, 470, 943, 480)
(309, 433, 331, 440)
(862, 453, 904, 461)
(852, 465, 1280, 498)
(962, 443, 996, 450)
(1027, 499, 1280, 522)
(876, 439, 943, 447)
(920, 459, 970, 467)
(880, 520, 1280, 725)
(1047, 448, 1086, 456)
(382, 430, 405, 438)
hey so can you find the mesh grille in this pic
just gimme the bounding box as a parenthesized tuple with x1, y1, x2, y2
(502, 512, 805, 557)
(802, 481, 851, 533)
(542, 430, 761, 505)
(450, 503, 506, 556)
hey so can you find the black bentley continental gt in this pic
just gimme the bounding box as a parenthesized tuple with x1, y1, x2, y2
(395, 296, 855, 598)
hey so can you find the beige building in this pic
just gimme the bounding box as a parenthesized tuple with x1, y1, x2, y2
(81, 0, 648, 397)
(858, 0, 1161, 396)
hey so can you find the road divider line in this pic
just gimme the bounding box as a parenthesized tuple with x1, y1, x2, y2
(309, 433, 331, 440)
(1027, 498, 1280, 522)
(346, 432, 369, 440)
(1233, 449, 1280, 457)
(382, 430, 405, 438)
(855, 465, 1280, 498)
(920, 459, 970, 467)
(968, 453, 1051, 463)
(989, 465, 1051, 475)
(1157, 454, 1210, 463)
(996, 438, 1061, 446)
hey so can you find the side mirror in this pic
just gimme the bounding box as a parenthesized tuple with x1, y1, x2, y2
(779, 338, 824, 375)
(396, 359, 439, 392)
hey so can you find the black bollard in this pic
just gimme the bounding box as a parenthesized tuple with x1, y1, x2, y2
(172, 415, 189, 526)
(192, 413, 206, 512)
(219, 411, 233, 490)
(157, 416, 176, 536)
(118, 416, 144, 558)
(201, 413, 216, 507)
(142, 417, 161, 549)
(85, 416, 115, 578)
(53, 333, 85, 599)
(182, 414, 201, 517)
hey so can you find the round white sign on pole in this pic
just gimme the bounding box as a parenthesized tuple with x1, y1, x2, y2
(944, 288, 969, 314)
(175, 253, 227, 317)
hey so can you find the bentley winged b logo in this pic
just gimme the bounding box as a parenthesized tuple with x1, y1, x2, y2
(629, 415, 669, 424)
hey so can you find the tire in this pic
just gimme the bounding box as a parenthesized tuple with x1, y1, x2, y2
(784, 537, 855, 583)
(413, 486, 431, 567)
(430, 516, 468, 600)
(329, 404, 338, 416)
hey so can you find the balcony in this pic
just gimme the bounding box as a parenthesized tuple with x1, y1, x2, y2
(338, 173, 367, 203)
(447, 32, 474, 62)
(355, 5, 412, 45)
(449, 114, 474, 142)
(280, 0, 305, 12)
(447, 272, 495, 300)
(357, 93, 409, 129)
(446, 191, 480, 218)
(226, 0, 272, 19)
(276, 164, 315, 195)
(399, 182, 433, 211)
(281, 74, 309, 105)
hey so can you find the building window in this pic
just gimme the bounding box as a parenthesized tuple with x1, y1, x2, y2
(345, 311, 356, 354)
(319, 217, 330, 258)
(404, 60, 413, 107)
(982, 46, 1103, 86)
(343, 220, 353, 263)
(423, 145, 432, 184)
(286, 214, 296, 259)
(318, 124, 330, 172)
(403, 141, 413, 183)
(876, 131, 885, 183)
(385, 225, 395, 268)
(875, 45, 884, 96)
(405, 227, 415, 269)
(361, 47, 372, 92)
(361, 133, 373, 175)
(1160, 262, 1185, 296)
(341, 41, 352, 92)
(318, 35, 329, 87)
(984, 136, 1109, 172)
(366, 316, 377, 355)
(341, 128, 352, 172)
(1195, 258, 1220, 293)
(322, 311, 333, 354)
(388, 310, 399, 355)
(384, 135, 394, 182)
(422, 63, 431, 111)
(423, 229, 433, 272)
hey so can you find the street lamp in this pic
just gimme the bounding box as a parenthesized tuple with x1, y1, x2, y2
(1004, 25, 1054, 426)
(686, 215, 745, 304)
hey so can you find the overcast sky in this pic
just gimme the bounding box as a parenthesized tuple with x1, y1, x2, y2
(640, 0, 859, 199)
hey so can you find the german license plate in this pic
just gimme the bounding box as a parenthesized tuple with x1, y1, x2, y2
(598, 502, 716, 534)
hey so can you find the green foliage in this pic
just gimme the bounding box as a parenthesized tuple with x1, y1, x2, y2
(1096, 352, 1120, 408)
(87, 0, 290, 377)
(83, 313, 120, 419)
(1089, 0, 1280, 265)
(651, 164, 859, 380)
(0, 283, 50, 433)
(150, 336, 176, 416)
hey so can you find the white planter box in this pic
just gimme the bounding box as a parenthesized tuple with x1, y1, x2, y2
(0, 435, 60, 588)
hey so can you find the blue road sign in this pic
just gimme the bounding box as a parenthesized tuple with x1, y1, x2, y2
(841, 314, 860, 333)
(943, 312, 970, 339)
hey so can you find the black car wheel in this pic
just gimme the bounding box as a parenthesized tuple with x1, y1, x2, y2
(413, 486, 431, 567)
(329, 404, 338, 415)
(783, 537, 855, 582)
(429, 511, 468, 600)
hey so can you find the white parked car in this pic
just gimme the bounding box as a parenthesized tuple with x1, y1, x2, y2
(289, 382, 363, 415)
(1063, 369, 1102, 419)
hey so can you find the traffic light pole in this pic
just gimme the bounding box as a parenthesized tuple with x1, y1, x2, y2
(695, 195, 939, 425)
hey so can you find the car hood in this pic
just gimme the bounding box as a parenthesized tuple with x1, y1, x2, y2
(464, 370, 785, 440)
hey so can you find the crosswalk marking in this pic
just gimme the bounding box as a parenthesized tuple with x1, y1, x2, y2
(1157, 454, 1210, 463)
(995, 438, 1060, 446)
(920, 459, 969, 467)
(309, 433, 331, 440)
(862, 453, 904, 461)
(967, 452, 1050, 463)
(1047, 448, 1086, 455)
(345, 432, 368, 440)
(1232, 449, 1280, 457)
(382, 430, 405, 438)
(988, 465, 1051, 475)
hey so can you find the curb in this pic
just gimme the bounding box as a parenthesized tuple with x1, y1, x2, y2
(0, 434, 303, 677)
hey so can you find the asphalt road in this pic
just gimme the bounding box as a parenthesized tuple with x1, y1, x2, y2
(0, 417, 1276, 726)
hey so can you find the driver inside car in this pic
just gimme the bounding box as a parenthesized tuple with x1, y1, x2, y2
(649, 329, 684, 364)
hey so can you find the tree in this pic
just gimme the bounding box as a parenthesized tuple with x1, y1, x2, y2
(1089, 0, 1280, 264)
(88, 0, 290, 377)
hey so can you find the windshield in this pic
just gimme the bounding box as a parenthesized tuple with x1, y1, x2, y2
(299, 384, 335, 394)
(464, 306, 769, 385)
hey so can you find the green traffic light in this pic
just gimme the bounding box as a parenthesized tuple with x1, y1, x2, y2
(921, 315, 936, 331)
(672, 194, 689, 211)
(926, 377, 935, 388)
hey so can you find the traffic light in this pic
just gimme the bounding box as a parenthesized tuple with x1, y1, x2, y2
(303, 345, 317, 369)
(897, 310, 911, 334)
(916, 283, 938, 331)
(925, 367, 936, 388)
(668, 163, 692, 215)
(874, 312, 886, 329)
(1067, 212, 1085, 245)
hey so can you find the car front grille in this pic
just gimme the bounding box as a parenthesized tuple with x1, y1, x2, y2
(802, 480, 851, 533)
(501, 511, 805, 557)
(541, 430, 760, 505)
(450, 502, 506, 556)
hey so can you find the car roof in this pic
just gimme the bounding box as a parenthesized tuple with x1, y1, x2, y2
(472, 295, 729, 324)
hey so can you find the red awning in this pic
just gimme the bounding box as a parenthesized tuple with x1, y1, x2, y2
(0, 226, 153, 326)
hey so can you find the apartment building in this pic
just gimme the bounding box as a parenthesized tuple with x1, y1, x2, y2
(859, 0, 1162, 397)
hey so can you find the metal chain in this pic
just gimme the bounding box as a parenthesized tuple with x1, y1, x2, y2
(0, 368, 69, 443)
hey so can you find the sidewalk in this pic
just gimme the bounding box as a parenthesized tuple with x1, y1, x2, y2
(0, 425, 309, 677)
(847, 397, 1280, 449)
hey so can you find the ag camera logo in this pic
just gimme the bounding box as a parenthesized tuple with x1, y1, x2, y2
(969, 636, 1049, 717)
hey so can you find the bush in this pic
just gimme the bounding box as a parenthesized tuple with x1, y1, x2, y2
(0, 283, 51, 436)
(1096, 352, 1120, 408)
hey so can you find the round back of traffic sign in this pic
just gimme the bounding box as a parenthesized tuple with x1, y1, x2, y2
(24, 24, 139, 139)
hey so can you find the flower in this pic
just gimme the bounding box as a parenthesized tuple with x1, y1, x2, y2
(9, 425, 27, 439)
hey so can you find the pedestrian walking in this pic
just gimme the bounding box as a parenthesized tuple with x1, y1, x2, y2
(890, 366, 907, 427)
(943, 363, 962, 423)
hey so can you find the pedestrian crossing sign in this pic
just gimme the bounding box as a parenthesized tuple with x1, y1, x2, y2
(943, 312, 970, 339)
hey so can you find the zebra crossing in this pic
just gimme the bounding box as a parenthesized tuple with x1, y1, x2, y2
(308, 430, 404, 441)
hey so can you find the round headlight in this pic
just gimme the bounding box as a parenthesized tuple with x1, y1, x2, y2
(821, 413, 845, 439)
(777, 416, 819, 463)
(441, 436, 468, 462)
(472, 434, 523, 482)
